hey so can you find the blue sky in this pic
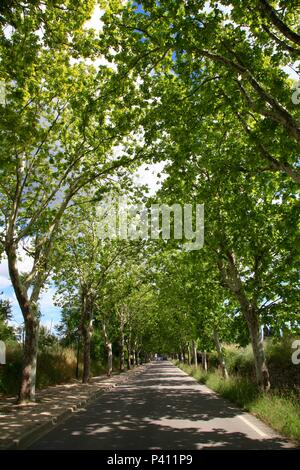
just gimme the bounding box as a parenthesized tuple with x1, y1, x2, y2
(0, 255, 62, 330)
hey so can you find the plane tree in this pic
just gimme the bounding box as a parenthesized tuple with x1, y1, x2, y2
(155, 133, 299, 390)
(0, 2, 147, 402)
(52, 201, 140, 383)
(103, 0, 300, 184)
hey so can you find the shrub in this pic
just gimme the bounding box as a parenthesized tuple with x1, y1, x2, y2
(0, 343, 78, 395)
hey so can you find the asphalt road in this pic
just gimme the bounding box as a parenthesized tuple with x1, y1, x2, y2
(30, 361, 294, 449)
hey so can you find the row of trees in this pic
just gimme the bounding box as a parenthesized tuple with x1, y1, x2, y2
(0, 1, 299, 401)
(52, 202, 159, 381)
(101, 0, 300, 391)
(0, 0, 152, 402)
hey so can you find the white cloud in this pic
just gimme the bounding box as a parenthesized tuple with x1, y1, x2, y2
(39, 287, 57, 310)
(18, 251, 34, 274)
(0, 247, 33, 289)
(0, 275, 11, 288)
(0, 260, 10, 290)
(0, 262, 9, 279)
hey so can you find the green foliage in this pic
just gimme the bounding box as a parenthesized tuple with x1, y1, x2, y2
(0, 0, 299, 404)
(265, 336, 300, 367)
(224, 345, 255, 378)
(0, 298, 15, 342)
(38, 325, 59, 351)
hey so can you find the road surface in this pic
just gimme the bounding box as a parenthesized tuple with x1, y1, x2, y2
(30, 362, 294, 449)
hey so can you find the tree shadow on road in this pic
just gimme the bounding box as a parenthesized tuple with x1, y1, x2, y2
(30, 363, 295, 450)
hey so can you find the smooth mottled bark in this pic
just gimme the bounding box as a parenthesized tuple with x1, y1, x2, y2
(192, 340, 198, 367)
(18, 315, 39, 402)
(218, 250, 270, 390)
(245, 307, 270, 390)
(103, 321, 113, 376)
(213, 329, 229, 379)
(132, 349, 136, 367)
(5, 156, 74, 402)
(120, 331, 125, 372)
(82, 324, 91, 384)
(6, 240, 40, 403)
(107, 341, 113, 377)
(182, 347, 187, 364)
(187, 343, 191, 366)
(127, 343, 132, 370)
(202, 350, 208, 372)
(81, 289, 94, 384)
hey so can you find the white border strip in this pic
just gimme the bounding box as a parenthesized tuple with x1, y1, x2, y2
(238, 415, 268, 438)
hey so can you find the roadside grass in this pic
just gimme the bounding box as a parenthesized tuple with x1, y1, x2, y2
(175, 361, 300, 443)
(0, 342, 109, 396)
(0, 343, 79, 395)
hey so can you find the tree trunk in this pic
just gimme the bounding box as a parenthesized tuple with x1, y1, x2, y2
(127, 343, 132, 370)
(120, 331, 125, 372)
(82, 324, 91, 384)
(76, 336, 80, 379)
(107, 341, 113, 377)
(213, 329, 229, 379)
(18, 315, 39, 403)
(119, 307, 125, 372)
(202, 350, 207, 372)
(132, 349, 137, 367)
(102, 321, 113, 376)
(245, 308, 270, 391)
(187, 343, 191, 365)
(219, 249, 271, 390)
(81, 289, 93, 384)
(6, 243, 40, 403)
(192, 340, 198, 367)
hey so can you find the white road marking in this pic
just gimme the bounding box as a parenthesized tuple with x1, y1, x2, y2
(238, 414, 268, 438)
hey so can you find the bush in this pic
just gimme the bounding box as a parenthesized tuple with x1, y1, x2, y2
(225, 344, 255, 379)
(265, 336, 300, 392)
(0, 342, 123, 396)
(36, 346, 78, 389)
(0, 342, 22, 395)
(0, 343, 78, 395)
(221, 337, 300, 392)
